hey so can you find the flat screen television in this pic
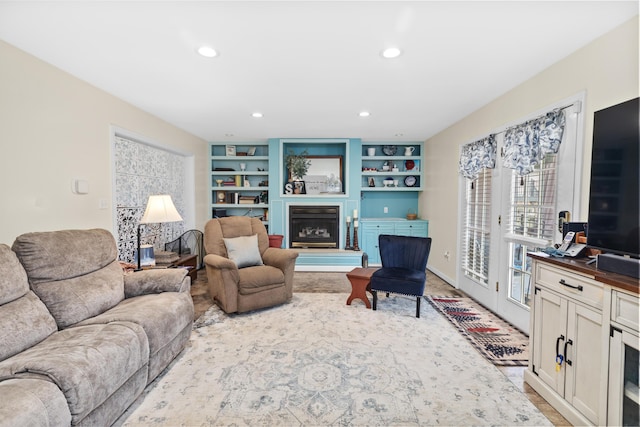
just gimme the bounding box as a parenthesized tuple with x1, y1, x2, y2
(587, 97, 639, 258)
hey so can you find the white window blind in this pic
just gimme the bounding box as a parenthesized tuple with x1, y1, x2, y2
(506, 153, 558, 247)
(462, 168, 492, 286)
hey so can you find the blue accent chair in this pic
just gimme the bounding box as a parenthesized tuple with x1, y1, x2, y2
(370, 234, 432, 318)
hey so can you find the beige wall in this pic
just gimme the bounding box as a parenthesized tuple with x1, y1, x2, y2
(422, 16, 639, 284)
(0, 40, 208, 245)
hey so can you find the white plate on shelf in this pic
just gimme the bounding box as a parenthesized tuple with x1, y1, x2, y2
(404, 175, 417, 187)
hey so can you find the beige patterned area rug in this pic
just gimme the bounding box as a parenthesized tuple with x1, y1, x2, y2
(118, 293, 550, 426)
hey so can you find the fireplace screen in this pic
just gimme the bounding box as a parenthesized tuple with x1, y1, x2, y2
(289, 205, 339, 248)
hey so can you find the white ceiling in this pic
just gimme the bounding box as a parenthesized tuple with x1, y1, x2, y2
(0, 1, 637, 142)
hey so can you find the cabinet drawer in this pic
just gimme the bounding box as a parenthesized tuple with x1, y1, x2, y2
(361, 223, 395, 233)
(395, 223, 428, 237)
(611, 290, 639, 331)
(536, 263, 603, 309)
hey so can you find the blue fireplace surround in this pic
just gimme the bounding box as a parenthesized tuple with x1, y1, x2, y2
(256, 138, 422, 271)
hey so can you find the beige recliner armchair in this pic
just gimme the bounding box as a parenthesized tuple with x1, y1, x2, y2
(203, 216, 298, 313)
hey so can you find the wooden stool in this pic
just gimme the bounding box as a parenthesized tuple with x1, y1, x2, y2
(346, 267, 379, 309)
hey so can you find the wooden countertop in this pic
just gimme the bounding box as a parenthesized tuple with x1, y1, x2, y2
(528, 253, 639, 295)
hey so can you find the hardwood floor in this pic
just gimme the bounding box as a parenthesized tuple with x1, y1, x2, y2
(190, 268, 570, 426)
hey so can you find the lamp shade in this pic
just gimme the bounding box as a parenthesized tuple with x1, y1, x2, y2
(140, 195, 183, 224)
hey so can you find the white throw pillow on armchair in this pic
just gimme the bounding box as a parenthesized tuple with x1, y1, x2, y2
(223, 234, 264, 268)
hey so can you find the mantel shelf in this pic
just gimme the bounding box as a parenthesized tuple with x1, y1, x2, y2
(280, 193, 347, 198)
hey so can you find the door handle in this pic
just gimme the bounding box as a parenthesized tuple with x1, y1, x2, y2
(556, 335, 565, 356)
(563, 339, 573, 366)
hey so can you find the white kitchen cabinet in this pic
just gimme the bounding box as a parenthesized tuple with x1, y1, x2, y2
(526, 255, 640, 426)
(531, 284, 603, 424)
(527, 260, 605, 425)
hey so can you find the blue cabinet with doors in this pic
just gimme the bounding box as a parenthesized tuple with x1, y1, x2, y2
(360, 219, 429, 265)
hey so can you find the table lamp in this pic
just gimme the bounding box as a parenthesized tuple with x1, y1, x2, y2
(136, 195, 183, 271)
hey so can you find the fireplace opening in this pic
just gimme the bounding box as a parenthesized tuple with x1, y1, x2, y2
(289, 205, 339, 248)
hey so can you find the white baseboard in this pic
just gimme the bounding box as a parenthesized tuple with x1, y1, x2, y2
(426, 266, 457, 288)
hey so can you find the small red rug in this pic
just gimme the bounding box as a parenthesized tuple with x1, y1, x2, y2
(426, 296, 529, 366)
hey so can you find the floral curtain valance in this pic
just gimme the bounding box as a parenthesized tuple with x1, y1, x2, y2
(502, 109, 565, 176)
(458, 134, 496, 180)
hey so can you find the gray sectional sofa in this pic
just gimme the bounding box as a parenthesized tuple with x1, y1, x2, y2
(0, 229, 195, 426)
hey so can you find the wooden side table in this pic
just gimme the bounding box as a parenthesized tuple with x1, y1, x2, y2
(346, 267, 379, 309)
(173, 254, 198, 283)
(156, 254, 198, 283)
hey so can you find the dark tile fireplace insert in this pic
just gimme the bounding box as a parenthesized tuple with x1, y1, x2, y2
(289, 205, 339, 248)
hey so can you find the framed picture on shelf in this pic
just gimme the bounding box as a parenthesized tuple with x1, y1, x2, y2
(225, 145, 236, 156)
(247, 146, 256, 156)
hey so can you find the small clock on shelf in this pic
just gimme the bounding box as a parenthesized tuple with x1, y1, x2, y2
(404, 175, 417, 187)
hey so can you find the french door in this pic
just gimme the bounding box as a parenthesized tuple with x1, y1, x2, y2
(459, 164, 503, 315)
(458, 97, 584, 333)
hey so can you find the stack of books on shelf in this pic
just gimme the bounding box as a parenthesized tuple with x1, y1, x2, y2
(225, 192, 239, 204)
(239, 196, 258, 204)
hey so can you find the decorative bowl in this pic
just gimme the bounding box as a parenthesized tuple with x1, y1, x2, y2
(382, 145, 397, 156)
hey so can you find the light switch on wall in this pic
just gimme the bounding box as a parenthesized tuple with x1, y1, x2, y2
(72, 179, 89, 194)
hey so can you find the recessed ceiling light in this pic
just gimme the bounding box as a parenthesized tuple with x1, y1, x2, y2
(251, 112, 263, 118)
(381, 47, 402, 59)
(359, 111, 371, 117)
(197, 45, 218, 58)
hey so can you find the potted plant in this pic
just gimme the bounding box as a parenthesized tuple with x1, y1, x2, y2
(285, 149, 311, 194)
(285, 149, 311, 180)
